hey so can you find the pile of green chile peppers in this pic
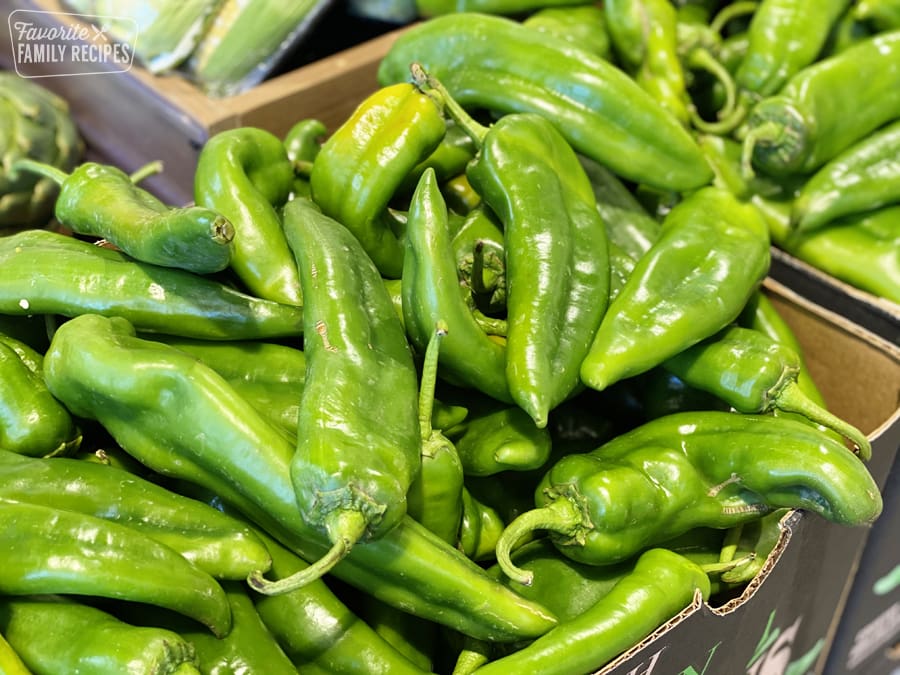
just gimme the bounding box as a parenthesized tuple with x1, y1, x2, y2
(2, 3, 897, 669)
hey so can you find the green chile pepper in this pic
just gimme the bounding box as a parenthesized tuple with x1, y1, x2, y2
(737, 290, 827, 409)
(662, 325, 872, 458)
(791, 119, 900, 234)
(496, 411, 882, 581)
(0, 450, 273, 580)
(458, 486, 507, 562)
(581, 186, 770, 392)
(735, 0, 851, 100)
(262, 196, 421, 590)
(450, 204, 506, 314)
(0, 334, 80, 458)
(855, 0, 900, 30)
(606, 0, 692, 125)
(522, 5, 612, 60)
(252, 530, 431, 674)
(0, 501, 231, 637)
(742, 29, 900, 177)
(43, 313, 557, 642)
(378, 13, 713, 192)
(12, 159, 235, 275)
(0, 595, 200, 675)
(0, 629, 30, 675)
(449, 404, 552, 476)
(778, 205, 900, 305)
(407, 325, 466, 545)
(421, 67, 610, 428)
(309, 82, 446, 279)
(402, 167, 512, 404)
(477, 548, 711, 675)
(399, 119, 478, 197)
(0, 229, 304, 340)
(356, 596, 437, 673)
(194, 126, 301, 306)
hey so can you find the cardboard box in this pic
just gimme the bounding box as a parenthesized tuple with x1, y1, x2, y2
(0, 0, 402, 205)
(823, 454, 900, 675)
(591, 278, 900, 675)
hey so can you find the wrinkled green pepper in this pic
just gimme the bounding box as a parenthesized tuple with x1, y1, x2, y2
(497, 411, 882, 581)
(13, 158, 235, 275)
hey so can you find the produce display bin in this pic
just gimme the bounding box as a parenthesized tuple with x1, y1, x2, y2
(592, 278, 900, 675)
(0, 0, 402, 205)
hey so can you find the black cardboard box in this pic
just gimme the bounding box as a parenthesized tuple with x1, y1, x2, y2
(823, 453, 900, 675)
(592, 278, 900, 675)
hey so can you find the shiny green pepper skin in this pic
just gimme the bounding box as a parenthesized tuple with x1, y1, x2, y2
(0, 333, 80, 458)
(378, 13, 713, 192)
(496, 411, 881, 577)
(0, 596, 200, 675)
(581, 186, 770, 392)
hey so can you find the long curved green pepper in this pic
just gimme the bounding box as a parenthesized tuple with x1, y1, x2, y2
(495, 411, 882, 580)
(735, 0, 851, 100)
(407, 323, 466, 545)
(791, 119, 900, 234)
(12, 159, 234, 275)
(42, 314, 557, 643)
(378, 13, 713, 192)
(417, 64, 610, 428)
(742, 29, 900, 177)
(0, 596, 201, 675)
(0, 230, 304, 340)
(309, 82, 447, 279)
(0, 450, 273, 580)
(194, 126, 301, 306)
(251, 196, 422, 592)
(605, 0, 692, 126)
(581, 186, 770, 392)
(477, 548, 711, 675)
(402, 167, 512, 403)
(0, 501, 232, 637)
(662, 325, 872, 458)
(0, 333, 80, 458)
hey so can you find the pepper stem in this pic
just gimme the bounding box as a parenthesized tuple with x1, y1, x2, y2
(496, 497, 586, 586)
(775, 381, 872, 461)
(740, 121, 781, 180)
(10, 157, 69, 185)
(709, 0, 759, 35)
(419, 321, 449, 441)
(410, 62, 489, 146)
(246, 510, 367, 595)
(129, 160, 164, 184)
(685, 50, 746, 135)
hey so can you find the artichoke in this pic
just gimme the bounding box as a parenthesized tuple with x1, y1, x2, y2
(0, 72, 84, 232)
